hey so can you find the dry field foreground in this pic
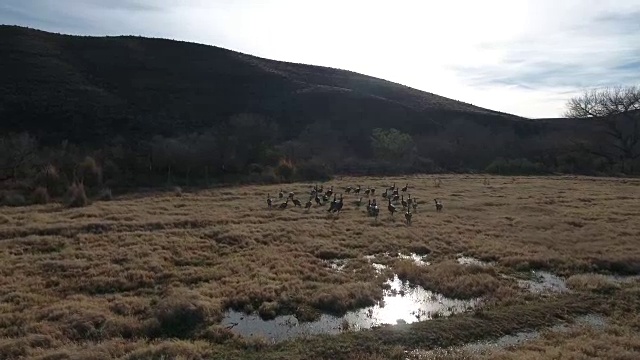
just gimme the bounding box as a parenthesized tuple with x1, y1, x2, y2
(1, 175, 640, 359)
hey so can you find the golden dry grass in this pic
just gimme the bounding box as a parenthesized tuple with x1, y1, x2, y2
(1, 174, 640, 359)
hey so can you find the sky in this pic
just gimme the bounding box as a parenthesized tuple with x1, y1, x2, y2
(1, 0, 639, 118)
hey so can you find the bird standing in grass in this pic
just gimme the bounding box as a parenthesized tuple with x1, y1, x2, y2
(279, 199, 289, 210)
(279, 189, 284, 199)
(333, 194, 344, 214)
(405, 209, 412, 225)
(388, 198, 397, 216)
(401, 195, 407, 209)
(345, 186, 352, 193)
(267, 194, 273, 209)
(434, 199, 443, 212)
(401, 183, 408, 193)
(292, 198, 302, 207)
(305, 197, 313, 211)
(327, 194, 337, 212)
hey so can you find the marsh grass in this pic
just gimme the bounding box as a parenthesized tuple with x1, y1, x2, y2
(2, 175, 640, 358)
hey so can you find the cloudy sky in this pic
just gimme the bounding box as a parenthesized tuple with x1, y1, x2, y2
(1, 0, 639, 118)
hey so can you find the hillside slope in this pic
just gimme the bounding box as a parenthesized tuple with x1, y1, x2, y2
(0, 25, 528, 145)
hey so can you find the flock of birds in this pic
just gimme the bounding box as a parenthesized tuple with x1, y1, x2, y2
(266, 182, 443, 225)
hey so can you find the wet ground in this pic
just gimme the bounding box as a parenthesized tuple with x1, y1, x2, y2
(220, 267, 479, 342)
(406, 314, 608, 359)
(220, 255, 636, 342)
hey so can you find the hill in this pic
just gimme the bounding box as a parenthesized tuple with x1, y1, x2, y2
(0, 25, 626, 194)
(0, 25, 531, 145)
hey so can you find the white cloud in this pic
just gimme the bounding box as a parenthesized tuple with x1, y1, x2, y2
(1, 0, 639, 118)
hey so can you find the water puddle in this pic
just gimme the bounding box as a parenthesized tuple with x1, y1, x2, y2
(517, 271, 569, 294)
(220, 275, 478, 342)
(407, 314, 607, 359)
(366, 252, 430, 266)
(456, 256, 492, 267)
(398, 253, 430, 266)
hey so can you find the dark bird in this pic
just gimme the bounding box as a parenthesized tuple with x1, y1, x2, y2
(279, 199, 289, 210)
(292, 198, 302, 207)
(434, 199, 443, 212)
(388, 198, 397, 216)
(401, 183, 408, 192)
(405, 209, 412, 225)
(327, 194, 337, 212)
(333, 194, 344, 213)
(267, 193, 273, 209)
(305, 197, 313, 210)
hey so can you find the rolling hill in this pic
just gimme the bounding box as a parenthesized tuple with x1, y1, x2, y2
(0, 25, 534, 145)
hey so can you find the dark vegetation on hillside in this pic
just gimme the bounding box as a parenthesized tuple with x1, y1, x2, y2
(1, 26, 638, 204)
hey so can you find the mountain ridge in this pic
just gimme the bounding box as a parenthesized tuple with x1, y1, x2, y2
(0, 25, 534, 146)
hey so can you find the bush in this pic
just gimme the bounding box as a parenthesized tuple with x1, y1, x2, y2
(2, 193, 27, 207)
(275, 158, 296, 182)
(66, 183, 89, 208)
(97, 188, 113, 201)
(34, 164, 67, 197)
(247, 163, 264, 174)
(78, 156, 102, 190)
(151, 295, 210, 338)
(485, 157, 547, 175)
(31, 187, 50, 204)
(296, 161, 332, 181)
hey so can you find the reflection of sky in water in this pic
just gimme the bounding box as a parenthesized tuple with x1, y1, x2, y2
(517, 271, 569, 293)
(221, 275, 479, 342)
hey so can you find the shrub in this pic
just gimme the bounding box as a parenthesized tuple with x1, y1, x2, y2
(247, 163, 264, 174)
(486, 157, 546, 175)
(2, 193, 27, 207)
(31, 187, 50, 204)
(97, 188, 113, 201)
(275, 158, 296, 182)
(34, 164, 67, 197)
(295, 161, 332, 181)
(78, 156, 102, 190)
(151, 295, 210, 338)
(66, 183, 89, 208)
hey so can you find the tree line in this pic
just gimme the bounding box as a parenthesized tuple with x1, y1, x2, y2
(1, 86, 638, 206)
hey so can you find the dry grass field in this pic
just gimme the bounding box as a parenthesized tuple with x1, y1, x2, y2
(1, 175, 640, 359)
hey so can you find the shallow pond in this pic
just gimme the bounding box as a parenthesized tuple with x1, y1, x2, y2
(220, 274, 479, 342)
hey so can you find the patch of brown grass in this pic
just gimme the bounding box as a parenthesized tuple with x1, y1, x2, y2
(1, 175, 640, 358)
(395, 260, 504, 299)
(566, 274, 621, 294)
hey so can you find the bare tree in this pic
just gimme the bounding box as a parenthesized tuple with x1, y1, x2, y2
(565, 86, 640, 173)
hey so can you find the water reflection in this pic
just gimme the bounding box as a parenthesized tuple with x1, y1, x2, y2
(517, 271, 569, 293)
(220, 275, 479, 342)
(456, 256, 492, 267)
